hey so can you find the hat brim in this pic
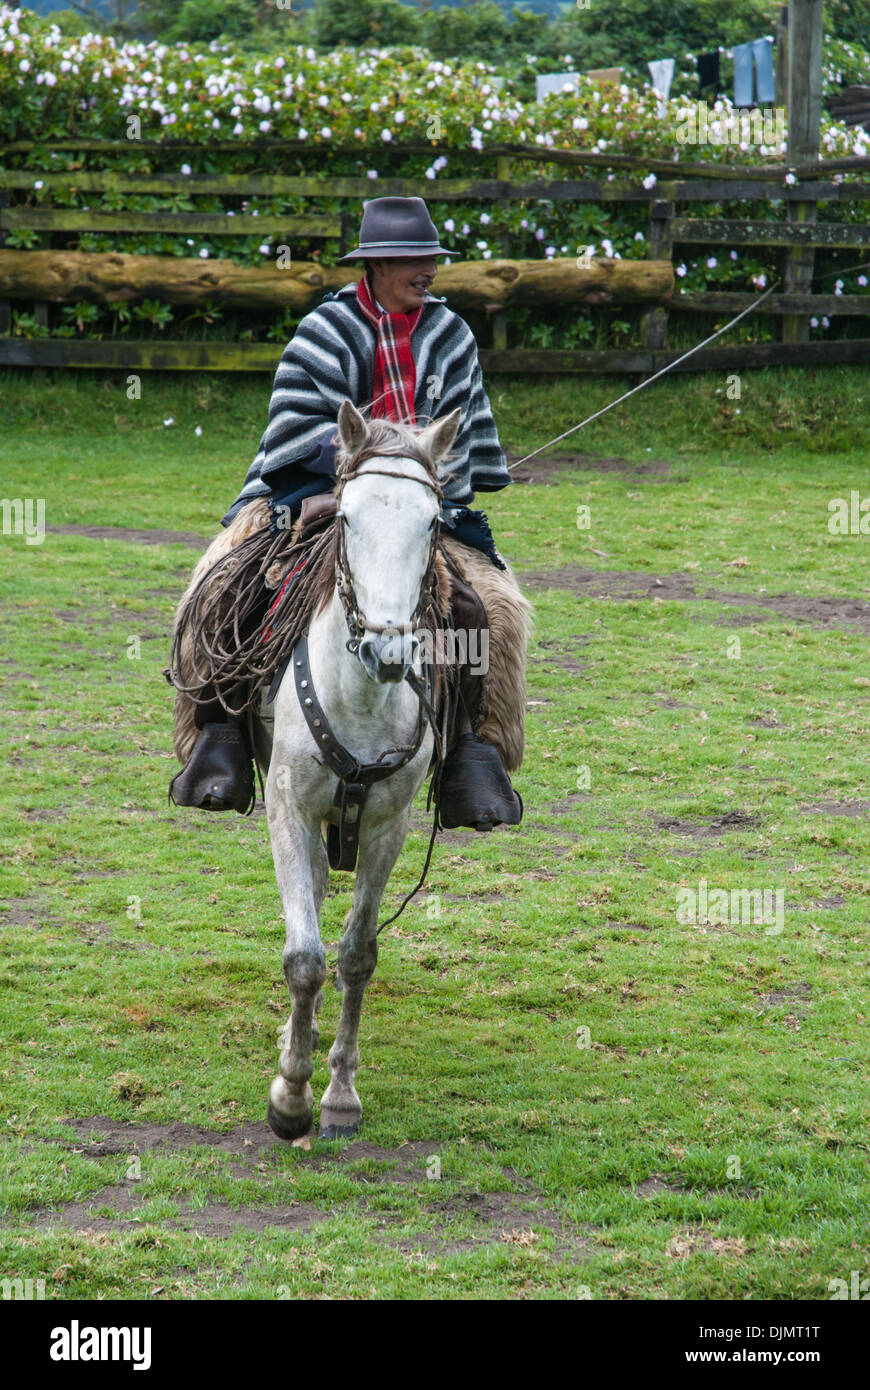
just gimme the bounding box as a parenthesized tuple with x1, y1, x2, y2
(337, 245, 460, 264)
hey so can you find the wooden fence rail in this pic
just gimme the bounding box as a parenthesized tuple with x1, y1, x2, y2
(1, 141, 869, 374)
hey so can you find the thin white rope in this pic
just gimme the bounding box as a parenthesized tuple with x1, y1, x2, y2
(507, 282, 779, 471)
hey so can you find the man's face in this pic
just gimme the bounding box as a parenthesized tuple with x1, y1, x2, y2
(368, 256, 439, 313)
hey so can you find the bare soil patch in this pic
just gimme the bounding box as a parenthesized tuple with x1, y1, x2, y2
(46, 524, 209, 550)
(521, 565, 870, 634)
(507, 451, 671, 485)
(799, 799, 868, 817)
(652, 809, 760, 837)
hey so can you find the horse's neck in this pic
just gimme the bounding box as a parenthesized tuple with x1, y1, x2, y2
(306, 589, 417, 745)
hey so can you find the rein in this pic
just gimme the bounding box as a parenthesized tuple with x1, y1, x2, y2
(293, 460, 447, 926)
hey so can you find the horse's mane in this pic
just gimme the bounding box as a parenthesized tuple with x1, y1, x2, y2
(337, 417, 444, 484)
(170, 419, 452, 720)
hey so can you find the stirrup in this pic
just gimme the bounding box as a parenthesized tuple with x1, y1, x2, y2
(169, 722, 255, 815)
(436, 733, 523, 832)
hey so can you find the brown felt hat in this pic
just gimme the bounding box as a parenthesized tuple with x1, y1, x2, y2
(337, 196, 458, 263)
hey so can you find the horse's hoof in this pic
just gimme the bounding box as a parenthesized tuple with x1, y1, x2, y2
(318, 1107, 360, 1141)
(268, 1102, 312, 1142)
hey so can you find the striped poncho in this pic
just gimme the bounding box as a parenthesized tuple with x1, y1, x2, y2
(221, 282, 511, 526)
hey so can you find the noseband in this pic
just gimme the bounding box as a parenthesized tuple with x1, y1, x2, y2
(334, 465, 443, 652)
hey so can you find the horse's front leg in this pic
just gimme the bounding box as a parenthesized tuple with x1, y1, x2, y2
(267, 808, 328, 1142)
(319, 814, 408, 1139)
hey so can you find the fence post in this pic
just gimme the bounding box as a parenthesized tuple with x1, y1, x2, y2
(641, 197, 674, 350)
(491, 154, 511, 352)
(782, 0, 823, 344)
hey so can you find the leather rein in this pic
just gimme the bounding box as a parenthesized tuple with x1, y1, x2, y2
(292, 464, 445, 892)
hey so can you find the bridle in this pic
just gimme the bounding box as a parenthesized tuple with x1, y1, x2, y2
(293, 458, 446, 903)
(333, 463, 443, 652)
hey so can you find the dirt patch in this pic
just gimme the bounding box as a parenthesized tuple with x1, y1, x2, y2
(46, 524, 209, 550)
(57, 1116, 283, 1161)
(25, 1184, 330, 1237)
(653, 809, 760, 837)
(756, 983, 811, 1014)
(635, 1174, 690, 1198)
(407, 1190, 597, 1264)
(799, 799, 868, 817)
(1, 896, 54, 928)
(507, 451, 670, 485)
(666, 1229, 749, 1258)
(520, 565, 870, 635)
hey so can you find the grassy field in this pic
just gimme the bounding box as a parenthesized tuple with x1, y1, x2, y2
(1, 365, 868, 1301)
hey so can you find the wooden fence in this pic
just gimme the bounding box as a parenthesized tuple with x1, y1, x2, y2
(1, 140, 870, 374)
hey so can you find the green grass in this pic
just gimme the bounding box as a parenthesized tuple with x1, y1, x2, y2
(0, 365, 868, 1300)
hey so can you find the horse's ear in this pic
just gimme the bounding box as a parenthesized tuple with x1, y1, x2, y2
(417, 407, 462, 465)
(337, 399, 368, 457)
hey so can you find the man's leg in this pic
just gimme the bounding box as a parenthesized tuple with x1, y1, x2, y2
(435, 552, 528, 832)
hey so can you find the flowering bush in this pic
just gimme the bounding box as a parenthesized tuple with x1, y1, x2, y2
(1, 4, 868, 348)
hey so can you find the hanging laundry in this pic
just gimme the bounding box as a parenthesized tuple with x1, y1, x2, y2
(647, 58, 675, 100)
(752, 37, 776, 104)
(733, 42, 754, 107)
(697, 50, 720, 99)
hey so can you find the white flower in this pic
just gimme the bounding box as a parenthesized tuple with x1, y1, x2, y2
(320, 126, 332, 139)
(198, 248, 209, 258)
(394, 111, 405, 123)
(163, 417, 174, 426)
(535, 228, 544, 241)
(676, 263, 687, 278)
(706, 256, 717, 269)
(259, 120, 271, 133)
(810, 317, 819, 327)
(476, 239, 488, 250)
(858, 275, 868, 288)
(730, 250, 738, 260)
(835, 279, 844, 296)
(482, 250, 492, 259)
(784, 172, 796, 185)
(259, 242, 270, 255)
(443, 218, 455, 232)
(181, 163, 192, 176)
(634, 231, 645, 242)
(642, 173, 657, 189)
(752, 273, 767, 288)
(381, 129, 392, 141)
(425, 167, 435, 179)
(367, 169, 378, 180)
(298, 128, 307, 140)
(821, 316, 830, 328)
(33, 179, 44, 190)
(42, 71, 57, 87)
(317, 94, 328, 107)
(194, 425, 203, 436)
(18, 58, 30, 71)
(545, 246, 556, 258)
(480, 213, 491, 225)
(233, 123, 244, 135)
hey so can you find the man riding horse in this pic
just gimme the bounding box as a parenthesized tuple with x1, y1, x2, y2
(169, 196, 527, 831)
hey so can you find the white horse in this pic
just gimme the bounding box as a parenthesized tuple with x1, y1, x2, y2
(262, 400, 461, 1141)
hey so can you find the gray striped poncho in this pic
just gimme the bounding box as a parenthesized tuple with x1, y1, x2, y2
(221, 282, 511, 525)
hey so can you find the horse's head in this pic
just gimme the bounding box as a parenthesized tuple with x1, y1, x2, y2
(334, 399, 461, 683)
